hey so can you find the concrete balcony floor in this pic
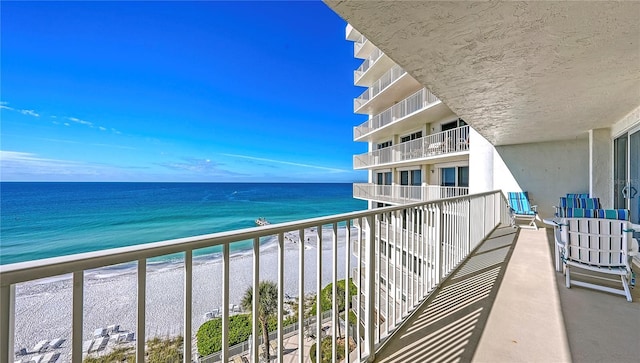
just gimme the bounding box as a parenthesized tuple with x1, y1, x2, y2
(374, 225, 640, 363)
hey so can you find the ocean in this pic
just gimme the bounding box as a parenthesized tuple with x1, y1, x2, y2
(0, 182, 366, 265)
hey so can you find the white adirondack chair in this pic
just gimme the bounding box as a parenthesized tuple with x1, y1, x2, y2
(555, 218, 639, 302)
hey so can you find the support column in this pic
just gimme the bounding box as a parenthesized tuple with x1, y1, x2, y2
(589, 128, 613, 208)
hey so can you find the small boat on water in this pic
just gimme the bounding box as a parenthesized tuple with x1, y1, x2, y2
(255, 217, 270, 226)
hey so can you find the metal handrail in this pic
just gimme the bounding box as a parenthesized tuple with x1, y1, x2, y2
(354, 88, 441, 139)
(0, 190, 507, 363)
(353, 125, 470, 169)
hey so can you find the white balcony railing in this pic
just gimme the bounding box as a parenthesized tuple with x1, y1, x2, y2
(353, 184, 469, 204)
(354, 88, 440, 139)
(0, 191, 508, 363)
(354, 48, 383, 83)
(354, 34, 367, 56)
(354, 65, 407, 112)
(353, 125, 470, 169)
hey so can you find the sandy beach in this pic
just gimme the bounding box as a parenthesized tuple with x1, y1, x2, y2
(13, 226, 357, 361)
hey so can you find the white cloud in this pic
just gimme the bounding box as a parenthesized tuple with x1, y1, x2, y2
(99, 126, 107, 131)
(221, 153, 349, 173)
(0, 150, 88, 176)
(64, 123, 70, 126)
(20, 109, 40, 117)
(111, 128, 122, 134)
(0, 103, 14, 111)
(67, 117, 93, 127)
(0, 102, 40, 117)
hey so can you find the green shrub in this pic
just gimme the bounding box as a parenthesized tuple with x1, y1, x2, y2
(196, 314, 252, 356)
(310, 279, 358, 316)
(196, 313, 281, 357)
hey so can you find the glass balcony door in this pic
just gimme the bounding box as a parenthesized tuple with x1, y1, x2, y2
(614, 125, 639, 227)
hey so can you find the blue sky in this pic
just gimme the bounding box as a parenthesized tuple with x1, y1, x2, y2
(1, 1, 367, 182)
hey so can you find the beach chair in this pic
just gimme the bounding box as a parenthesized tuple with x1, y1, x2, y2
(28, 355, 43, 363)
(555, 197, 601, 217)
(566, 193, 589, 198)
(31, 340, 49, 354)
(48, 338, 64, 349)
(554, 217, 639, 301)
(42, 352, 59, 363)
(508, 192, 539, 229)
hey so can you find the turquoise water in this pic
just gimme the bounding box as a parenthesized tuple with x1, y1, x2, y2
(0, 182, 366, 265)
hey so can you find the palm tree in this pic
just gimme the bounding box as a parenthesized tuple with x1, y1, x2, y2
(241, 281, 278, 361)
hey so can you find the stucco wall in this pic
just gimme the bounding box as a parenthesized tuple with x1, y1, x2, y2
(469, 131, 590, 219)
(494, 139, 590, 219)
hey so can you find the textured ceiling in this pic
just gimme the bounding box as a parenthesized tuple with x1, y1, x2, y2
(326, 1, 640, 145)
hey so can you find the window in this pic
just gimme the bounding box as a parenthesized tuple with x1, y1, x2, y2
(380, 240, 387, 256)
(441, 166, 468, 187)
(402, 251, 407, 267)
(458, 166, 469, 188)
(441, 168, 456, 187)
(441, 118, 466, 131)
(411, 170, 421, 186)
(376, 172, 392, 185)
(377, 140, 392, 149)
(400, 131, 422, 143)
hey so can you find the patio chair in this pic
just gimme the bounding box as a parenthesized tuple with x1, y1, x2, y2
(566, 193, 589, 198)
(554, 216, 639, 302)
(554, 197, 601, 217)
(508, 192, 539, 229)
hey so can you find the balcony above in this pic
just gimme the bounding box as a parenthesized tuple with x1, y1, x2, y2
(353, 183, 469, 205)
(346, 23, 361, 41)
(353, 88, 453, 142)
(353, 125, 470, 169)
(354, 66, 423, 115)
(353, 34, 376, 60)
(354, 48, 394, 87)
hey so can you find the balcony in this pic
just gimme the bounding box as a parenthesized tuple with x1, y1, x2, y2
(353, 183, 469, 204)
(353, 125, 470, 169)
(353, 35, 375, 59)
(372, 227, 640, 363)
(353, 66, 422, 115)
(0, 191, 506, 363)
(353, 88, 446, 141)
(354, 49, 394, 87)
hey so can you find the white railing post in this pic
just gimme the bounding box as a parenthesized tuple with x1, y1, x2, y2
(344, 220, 351, 363)
(0, 284, 15, 363)
(298, 229, 305, 363)
(332, 223, 338, 363)
(277, 233, 284, 363)
(72, 271, 83, 363)
(356, 219, 362, 363)
(316, 226, 323, 362)
(184, 250, 192, 363)
(252, 237, 260, 363)
(364, 215, 376, 361)
(222, 243, 230, 363)
(137, 259, 146, 362)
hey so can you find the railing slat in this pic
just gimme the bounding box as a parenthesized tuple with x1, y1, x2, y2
(184, 250, 192, 363)
(356, 218, 362, 363)
(344, 220, 351, 363)
(277, 233, 284, 363)
(0, 284, 15, 363)
(316, 226, 323, 362)
(332, 222, 338, 363)
(72, 271, 83, 363)
(298, 229, 305, 363)
(222, 243, 230, 363)
(364, 215, 376, 360)
(252, 237, 259, 363)
(137, 259, 146, 362)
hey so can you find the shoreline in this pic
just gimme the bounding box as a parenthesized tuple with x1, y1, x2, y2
(13, 226, 357, 361)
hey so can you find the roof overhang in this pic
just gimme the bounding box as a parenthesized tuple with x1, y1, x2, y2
(325, 1, 640, 145)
